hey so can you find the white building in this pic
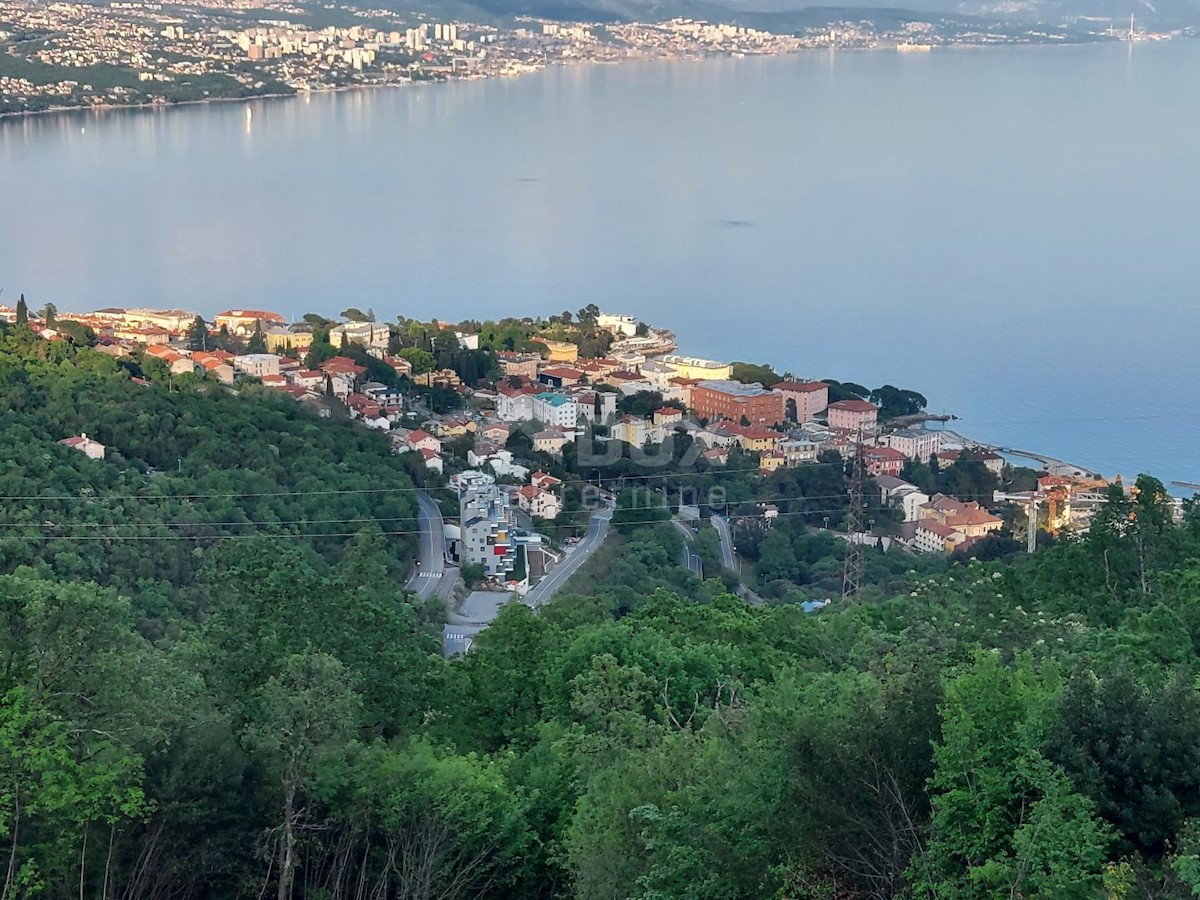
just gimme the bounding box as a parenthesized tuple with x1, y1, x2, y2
(610, 416, 665, 447)
(597, 313, 639, 337)
(780, 437, 819, 467)
(58, 433, 106, 460)
(232, 353, 282, 378)
(457, 472, 518, 580)
(883, 429, 941, 463)
(497, 388, 536, 422)
(874, 475, 929, 522)
(330, 321, 390, 350)
(533, 392, 578, 429)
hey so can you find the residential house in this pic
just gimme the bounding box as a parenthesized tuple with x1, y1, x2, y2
(533, 428, 572, 455)
(420, 448, 444, 474)
(606, 370, 654, 395)
(913, 494, 1004, 552)
(497, 352, 540, 379)
(415, 369, 462, 389)
(384, 356, 414, 379)
(653, 406, 684, 427)
(865, 446, 907, 478)
(192, 353, 235, 385)
(701, 447, 729, 465)
(405, 429, 443, 455)
(780, 437, 820, 467)
(289, 369, 324, 392)
(531, 471, 562, 492)
(611, 415, 665, 447)
(58, 433, 106, 460)
(569, 389, 617, 424)
(696, 423, 738, 449)
(537, 366, 584, 389)
(727, 423, 783, 454)
(665, 377, 700, 408)
(939, 447, 1006, 476)
(518, 484, 562, 520)
(481, 422, 512, 445)
(232, 353, 283, 379)
(435, 414, 477, 439)
(874, 475, 930, 522)
(759, 451, 787, 474)
(145, 345, 197, 376)
(346, 393, 384, 421)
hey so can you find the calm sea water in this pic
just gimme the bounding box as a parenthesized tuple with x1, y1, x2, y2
(3, 43, 1199, 482)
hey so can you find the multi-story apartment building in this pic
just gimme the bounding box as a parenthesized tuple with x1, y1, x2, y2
(660, 354, 733, 381)
(827, 399, 879, 433)
(457, 472, 517, 581)
(882, 428, 941, 463)
(330, 321, 390, 350)
(772, 381, 829, 422)
(533, 392, 579, 429)
(689, 380, 785, 426)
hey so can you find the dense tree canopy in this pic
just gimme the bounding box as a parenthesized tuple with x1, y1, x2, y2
(4, 320, 1200, 899)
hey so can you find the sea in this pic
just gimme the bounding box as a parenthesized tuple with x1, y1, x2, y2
(2, 41, 1199, 484)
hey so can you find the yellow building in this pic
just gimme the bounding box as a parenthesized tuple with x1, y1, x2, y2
(758, 451, 786, 474)
(533, 339, 579, 364)
(660, 354, 733, 381)
(264, 328, 314, 354)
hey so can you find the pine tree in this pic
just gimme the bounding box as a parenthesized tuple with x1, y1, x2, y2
(247, 322, 267, 354)
(15, 294, 28, 325)
(186, 316, 209, 351)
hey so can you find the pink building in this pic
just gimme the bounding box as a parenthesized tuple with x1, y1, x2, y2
(773, 381, 829, 422)
(827, 399, 879, 433)
(865, 446, 907, 478)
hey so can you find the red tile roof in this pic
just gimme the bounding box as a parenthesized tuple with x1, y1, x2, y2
(829, 399, 878, 413)
(773, 381, 826, 392)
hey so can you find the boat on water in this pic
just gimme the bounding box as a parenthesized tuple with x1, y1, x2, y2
(896, 43, 933, 52)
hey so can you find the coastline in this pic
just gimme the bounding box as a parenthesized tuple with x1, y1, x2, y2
(0, 36, 1143, 125)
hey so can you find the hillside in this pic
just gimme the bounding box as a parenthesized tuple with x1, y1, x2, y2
(5, 318, 1200, 897)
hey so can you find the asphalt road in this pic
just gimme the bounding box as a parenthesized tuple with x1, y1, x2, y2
(523, 507, 613, 608)
(711, 514, 763, 606)
(711, 514, 738, 570)
(671, 518, 703, 579)
(405, 490, 457, 602)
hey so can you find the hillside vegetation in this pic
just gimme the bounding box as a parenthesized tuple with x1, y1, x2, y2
(4, 322, 1200, 898)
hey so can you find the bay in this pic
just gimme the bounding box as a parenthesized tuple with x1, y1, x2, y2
(3, 42, 1199, 482)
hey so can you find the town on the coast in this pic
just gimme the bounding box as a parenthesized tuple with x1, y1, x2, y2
(0, 296, 1147, 650)
(0, 0, 1181, 115)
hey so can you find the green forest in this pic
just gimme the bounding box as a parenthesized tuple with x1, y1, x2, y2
(7, 323, 1200, 898)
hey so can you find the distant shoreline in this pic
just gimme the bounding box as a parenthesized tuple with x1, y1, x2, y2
(0, 37, 1143, 124)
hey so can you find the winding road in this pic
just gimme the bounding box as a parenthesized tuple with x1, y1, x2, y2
(406, 490, 458, 603)
(711, 514, 764, 606)
(671, 518, 704, 579)
(523, 507, 613, 608)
